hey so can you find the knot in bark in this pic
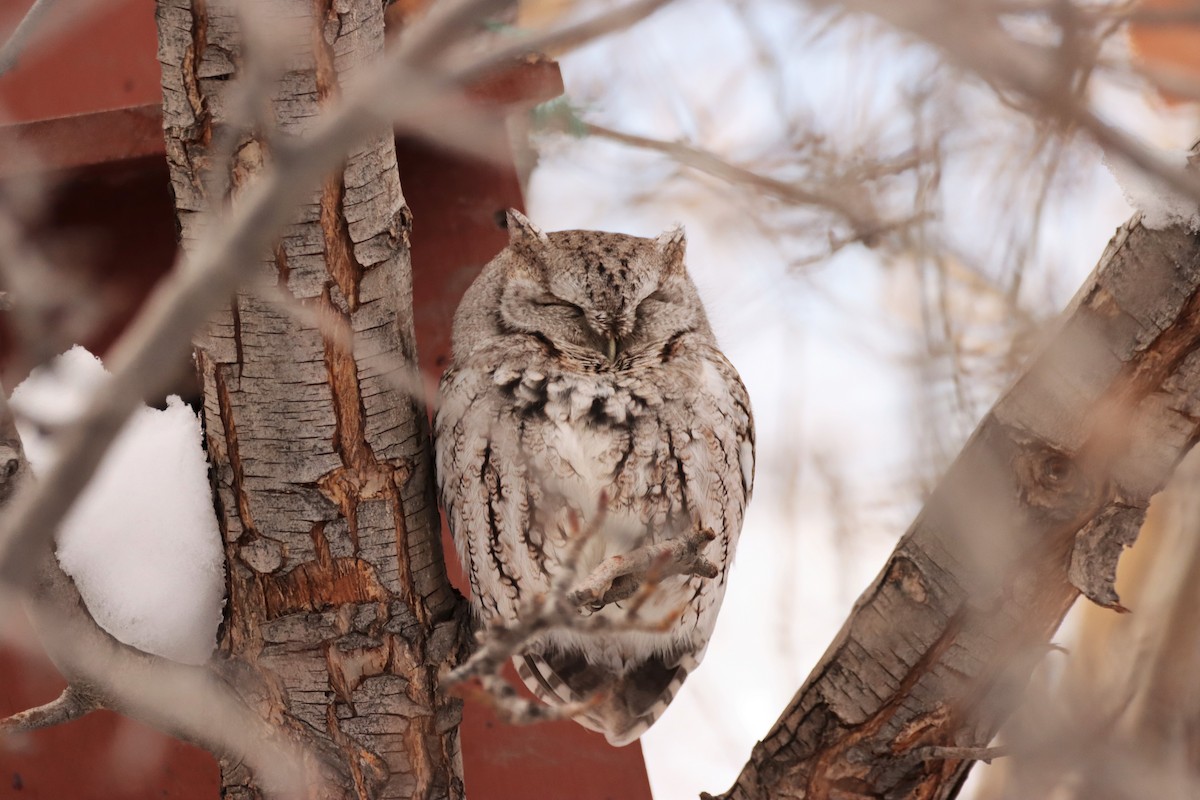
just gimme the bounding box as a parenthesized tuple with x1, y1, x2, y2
(1014, 445, 1100, 520)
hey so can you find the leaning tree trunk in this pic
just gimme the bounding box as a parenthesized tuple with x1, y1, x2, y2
(157, 2, 463, 798)
(713, 211, 1200, 798)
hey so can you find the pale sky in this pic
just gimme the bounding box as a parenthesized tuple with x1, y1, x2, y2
(527, 1, 1196, 796)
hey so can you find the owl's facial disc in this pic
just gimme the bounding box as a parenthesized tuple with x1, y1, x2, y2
(498, 223, 703, 365)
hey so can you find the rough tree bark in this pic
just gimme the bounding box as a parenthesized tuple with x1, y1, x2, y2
(714, 208, 1200, 799)
(157, 2, 463, 798)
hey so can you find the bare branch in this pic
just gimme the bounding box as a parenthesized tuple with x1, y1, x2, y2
(832, 0, 1200, 207)
(399, 0, 512, 64)
(0, 0, 59, 76)
(578, 120, 912, 245)
(22, 542, 338, 798)
(0, 686, 98, 734)
(445, 499, 601, 688)
(0, 190, 104, 376)
(904, 744, 1010, 766)
(569, 527, 719, 609)
(467, 673, 597, 726)
(445, 494, 717, 726)
(450, 0, 676, 76)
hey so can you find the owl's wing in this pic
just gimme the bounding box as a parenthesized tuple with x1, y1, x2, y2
(435, 365, 538, 626)
(672, 352, 755, 631)
(515, 649, 698, 747)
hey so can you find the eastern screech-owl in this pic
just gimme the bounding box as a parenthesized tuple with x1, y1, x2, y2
(434, 210, 754, 746)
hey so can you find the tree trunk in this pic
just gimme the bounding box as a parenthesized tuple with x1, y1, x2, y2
(157, 2, 463, 798)
(715, 213, 1200, 799)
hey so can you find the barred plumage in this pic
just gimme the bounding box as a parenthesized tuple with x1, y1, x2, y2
(434, 210, 754, 746)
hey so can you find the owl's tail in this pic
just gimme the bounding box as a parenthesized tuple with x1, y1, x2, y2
(514, 649, 697, 746)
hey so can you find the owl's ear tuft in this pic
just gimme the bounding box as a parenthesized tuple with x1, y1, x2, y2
(506, 209, 550, 252)
(655, 224, 686, 272)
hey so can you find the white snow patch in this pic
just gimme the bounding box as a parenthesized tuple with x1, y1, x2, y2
(1104, 149, 1200, 231)
(10, 346, 224, 665)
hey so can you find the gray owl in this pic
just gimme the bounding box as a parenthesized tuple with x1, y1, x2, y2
(434, 210, 754, 746)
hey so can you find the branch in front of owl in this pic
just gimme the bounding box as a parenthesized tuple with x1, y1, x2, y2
(568, 527, 720, 610)
(443, 578, 686, 728)
(444, 522, 722, 728)
(446, 543, 705, 691)
(440, 589, 620, 726)
(444, 502, 610, 686)
(445, 496, 718, 690)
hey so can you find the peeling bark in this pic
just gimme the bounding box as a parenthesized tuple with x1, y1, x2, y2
(715, 215, 1200, 800)
(157, 2, 463, 798)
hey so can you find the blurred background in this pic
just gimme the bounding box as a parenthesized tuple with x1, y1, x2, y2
(525, 1, 1200, 796)
(3, 0, 1200, 798)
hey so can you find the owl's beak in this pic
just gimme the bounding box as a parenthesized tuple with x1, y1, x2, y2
(606, 336, 618, 362)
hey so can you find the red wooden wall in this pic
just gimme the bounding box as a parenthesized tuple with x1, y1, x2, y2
(0, 2, 655, 798)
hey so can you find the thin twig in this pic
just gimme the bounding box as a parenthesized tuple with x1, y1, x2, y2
(0, 0, 59, 75)
(445, 511, 718, 725)
(835, 0, 1200, 208)
(481, 673, 596, 724)
(580, 121, 894, 243)
(568, 527, 718, 609)
(910, 744, 1009, 764)
(0, 686, 98, 734)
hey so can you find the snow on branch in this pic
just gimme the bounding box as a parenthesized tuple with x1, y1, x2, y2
(0, 384, 334, 798)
